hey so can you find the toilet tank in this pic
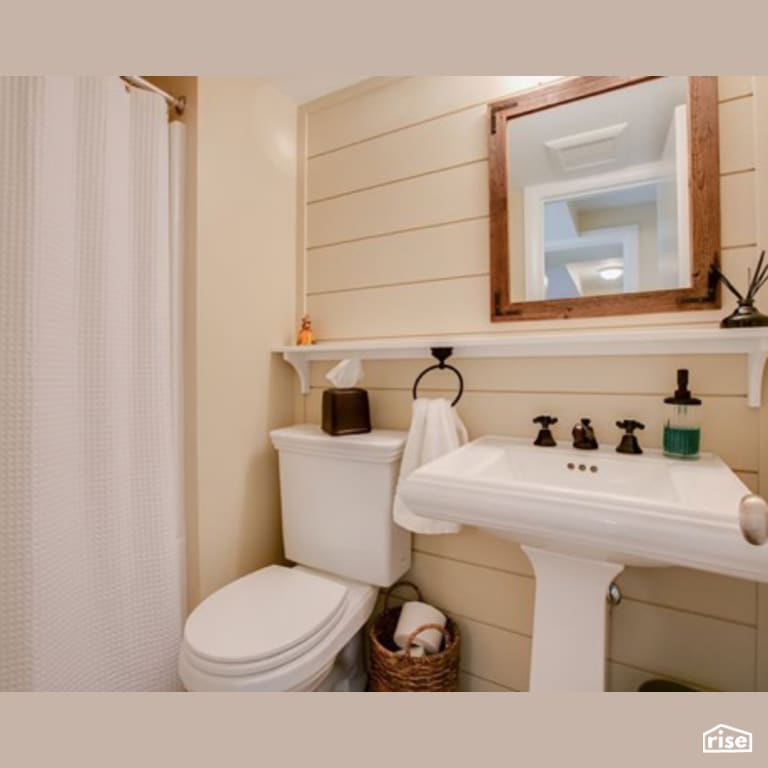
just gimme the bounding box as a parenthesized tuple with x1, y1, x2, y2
(270, 424, 411, 587)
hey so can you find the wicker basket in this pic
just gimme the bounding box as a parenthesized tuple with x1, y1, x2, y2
(368, 581, 460, 692)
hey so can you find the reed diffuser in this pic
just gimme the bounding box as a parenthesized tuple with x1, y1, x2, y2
(712, 250, 768, 328)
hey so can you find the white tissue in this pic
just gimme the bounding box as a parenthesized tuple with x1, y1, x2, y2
(326, 358, 364, 388)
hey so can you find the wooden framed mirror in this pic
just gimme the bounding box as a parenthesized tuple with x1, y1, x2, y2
(488, 76, 720, 321)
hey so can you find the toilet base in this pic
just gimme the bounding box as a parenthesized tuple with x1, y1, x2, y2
(313, 631, 367, 691)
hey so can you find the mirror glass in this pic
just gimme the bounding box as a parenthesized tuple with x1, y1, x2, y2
(505, 77, 691, 303)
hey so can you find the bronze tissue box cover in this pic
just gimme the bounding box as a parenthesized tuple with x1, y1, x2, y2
(322, 388, 371, 436)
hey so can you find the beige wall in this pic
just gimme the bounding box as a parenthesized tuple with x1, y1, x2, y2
(298, 76, 767, 691)
(151, 76, 298, 609)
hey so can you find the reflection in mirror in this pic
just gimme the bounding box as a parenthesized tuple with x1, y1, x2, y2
(507, 77, 692, 303)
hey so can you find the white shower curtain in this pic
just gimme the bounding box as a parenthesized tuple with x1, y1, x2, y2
(0, 77, 184, 690)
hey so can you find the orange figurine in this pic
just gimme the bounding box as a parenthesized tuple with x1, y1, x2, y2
(296, 314, 317, 346)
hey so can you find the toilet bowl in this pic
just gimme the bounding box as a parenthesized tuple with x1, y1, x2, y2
(179, 565, 378, 691)
(178, 425, 410, 692)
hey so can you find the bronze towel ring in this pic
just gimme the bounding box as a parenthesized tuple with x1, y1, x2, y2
(412, 348, 464, 407)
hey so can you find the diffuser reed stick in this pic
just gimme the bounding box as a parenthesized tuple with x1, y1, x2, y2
(712, 250, 768, 328)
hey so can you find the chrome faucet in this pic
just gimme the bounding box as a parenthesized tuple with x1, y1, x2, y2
(572, 418, 598, 450)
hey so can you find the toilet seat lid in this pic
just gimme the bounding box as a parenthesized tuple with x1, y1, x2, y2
(184, 565, 348, 664)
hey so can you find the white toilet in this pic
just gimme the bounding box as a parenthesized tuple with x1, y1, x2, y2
(178, 424, 411, 691)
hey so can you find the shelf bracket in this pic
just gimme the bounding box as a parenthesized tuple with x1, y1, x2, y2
(747, 346, 768, 408)
(283, 350, 311, 394)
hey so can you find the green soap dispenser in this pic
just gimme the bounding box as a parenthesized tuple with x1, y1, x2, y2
(663, 369, 702, 459)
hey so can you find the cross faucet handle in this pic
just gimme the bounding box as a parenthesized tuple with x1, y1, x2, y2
(533, 415, 558, 447)
(616, 419, 645, 433)
(616, 420, 645, 454)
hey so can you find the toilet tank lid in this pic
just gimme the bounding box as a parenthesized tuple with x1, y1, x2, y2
(270, 424, 406, 463)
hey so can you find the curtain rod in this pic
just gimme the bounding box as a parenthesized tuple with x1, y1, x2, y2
(120, 76, 186, 115)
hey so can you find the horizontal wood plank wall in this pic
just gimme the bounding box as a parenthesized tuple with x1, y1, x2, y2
(756, 77, 768, 694)
(301, 76, 764, 692)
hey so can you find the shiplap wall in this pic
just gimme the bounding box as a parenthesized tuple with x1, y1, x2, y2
(299, 76, 766, 692)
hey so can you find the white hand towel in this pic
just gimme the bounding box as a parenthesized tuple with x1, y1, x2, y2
(393, 398, 468, 534)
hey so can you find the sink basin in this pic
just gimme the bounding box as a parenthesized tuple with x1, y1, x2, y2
(400, 436, 767, 579)
(398, 436, 768, 691)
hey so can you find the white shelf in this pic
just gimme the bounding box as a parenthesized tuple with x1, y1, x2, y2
(274, 325, 768, 407)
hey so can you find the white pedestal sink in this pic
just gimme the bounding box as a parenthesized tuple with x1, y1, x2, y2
(398, 437, 768, 692)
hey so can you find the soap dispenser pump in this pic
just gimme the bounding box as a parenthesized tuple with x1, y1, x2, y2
(663, 369, 702, 459)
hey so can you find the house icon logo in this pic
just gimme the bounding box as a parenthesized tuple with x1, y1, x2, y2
(702, 724, 753, 753)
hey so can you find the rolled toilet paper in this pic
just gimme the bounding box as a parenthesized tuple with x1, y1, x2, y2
(393, 601, 447, 654)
